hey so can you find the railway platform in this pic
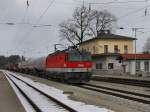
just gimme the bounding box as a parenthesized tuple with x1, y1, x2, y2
(0, 71, 26, 112)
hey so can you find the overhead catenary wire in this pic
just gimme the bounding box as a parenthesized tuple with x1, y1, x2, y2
(72, 0, 150, 31)
(116, 3, 150, 21)
(22, 8, 29, 23)
(73, 0, 148, 6)
(14, 0, 55, 52)
(22, 0, 30, 22)
(21, 0, 55, 40)
(89, 0, 148, 5)
(36, 0, 55, 23)
(113, 1, 150, 30)
(12, 0, 150, 56)
(12, 0, 32, 55)
(71, 0, 150, 20)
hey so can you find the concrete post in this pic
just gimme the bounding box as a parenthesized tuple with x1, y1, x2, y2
(140, 61, 144, 72)
(126, 62, 130, 73)
(105, 57, 108, 70)
(149, 61, 150, 74)
(141, 61, 146, 76)
(130, 61, 136, 75)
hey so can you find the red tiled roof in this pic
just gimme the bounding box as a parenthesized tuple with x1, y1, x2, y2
(121, 54, 150, 60)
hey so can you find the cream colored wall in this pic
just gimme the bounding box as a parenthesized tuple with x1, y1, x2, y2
(80, 39, 134, 54)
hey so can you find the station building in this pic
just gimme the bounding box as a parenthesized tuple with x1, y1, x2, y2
(78, 30, 150, 76)
(120, 54, 150, 76)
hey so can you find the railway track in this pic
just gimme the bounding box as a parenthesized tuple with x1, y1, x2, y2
(92, 77, 150, 88)
(76, 83, 150, 105)
(18, 70, 150, 88)
(5, 72, 77, 112)
(6, 71, 150, 105)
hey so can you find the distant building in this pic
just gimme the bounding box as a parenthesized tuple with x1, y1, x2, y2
(79, 31, 136, 75)
(79, 31, 136, 54)
(121, 54, 150, 76)
(92, 53, 122, 75)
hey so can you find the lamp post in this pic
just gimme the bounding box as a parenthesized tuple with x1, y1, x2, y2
(132, 28, 144, 75)
(117, 27, 144, 75)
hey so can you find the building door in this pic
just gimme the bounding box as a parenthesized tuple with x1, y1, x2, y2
(108, 63, 114, 69)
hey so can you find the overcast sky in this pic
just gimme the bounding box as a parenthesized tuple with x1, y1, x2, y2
(0, 0, 150, 58)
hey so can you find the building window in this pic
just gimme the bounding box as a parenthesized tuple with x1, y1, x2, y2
(93, 46, 96, 54)
(114, 45, 118, 53)
(108, 63, 114, 69)
(144, 61, 149, 72)
(96, 63, 103, 69)
(87, 47, 89, 51)
(124, 45, 128, 54)
(104, 45, 108, 53)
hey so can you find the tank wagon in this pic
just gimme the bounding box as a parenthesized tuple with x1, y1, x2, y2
(19, 49, 92, 83)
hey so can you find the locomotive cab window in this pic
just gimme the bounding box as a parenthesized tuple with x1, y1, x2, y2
(69, 51, 91, 61)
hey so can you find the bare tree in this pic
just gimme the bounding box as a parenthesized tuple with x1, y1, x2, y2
(59, 6, 94, 46)
(59, 6, 117, 46)
(143, 37, 150, 53)
(89, 10, 117, 37)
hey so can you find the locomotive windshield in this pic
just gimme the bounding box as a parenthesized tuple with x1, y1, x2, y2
(69, 51, 91, 61)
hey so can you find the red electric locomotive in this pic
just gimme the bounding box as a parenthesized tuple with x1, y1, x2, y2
(19, 49, 92, 83)
(45, 50, 92, 83)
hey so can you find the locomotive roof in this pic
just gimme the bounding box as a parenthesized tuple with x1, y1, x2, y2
(47, 49, 68, 56)
(47, 49, 88, 57)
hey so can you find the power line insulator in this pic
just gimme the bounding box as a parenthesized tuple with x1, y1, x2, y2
(27, 0, 29, 8)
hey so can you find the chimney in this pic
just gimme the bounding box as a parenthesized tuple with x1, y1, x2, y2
(97, 30, 105, 37)
(97, 30, 111, 37)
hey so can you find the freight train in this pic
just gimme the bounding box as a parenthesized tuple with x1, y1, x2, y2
(18, 49, 92, 83)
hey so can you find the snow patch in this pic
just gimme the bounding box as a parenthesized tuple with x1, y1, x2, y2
(3, 70, 114, 112)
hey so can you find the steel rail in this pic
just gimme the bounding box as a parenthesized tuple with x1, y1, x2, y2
(5, 74, 42, 112)
(6, 73, 77, 112)
(92, 77, 150, 88)
(84, 83, 150, 99)
(76, 84, 150, 105)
